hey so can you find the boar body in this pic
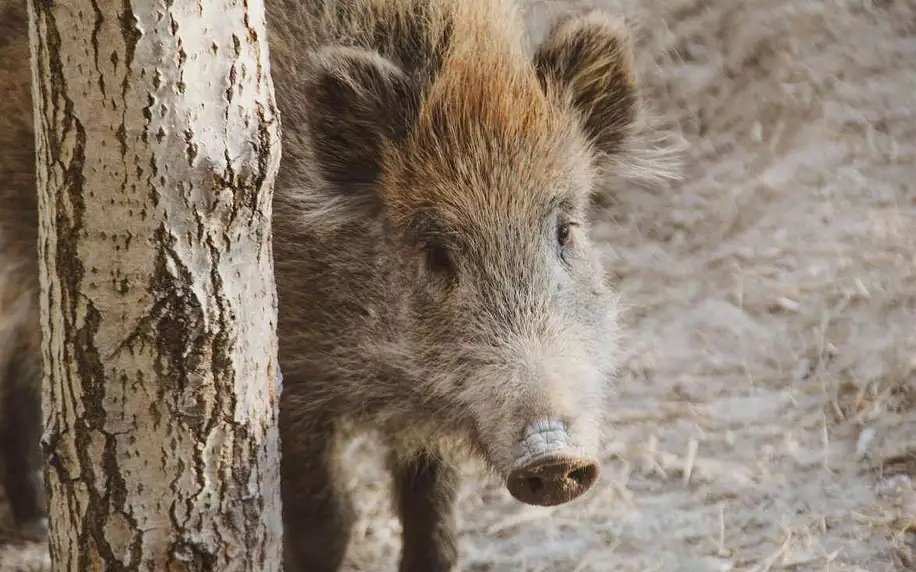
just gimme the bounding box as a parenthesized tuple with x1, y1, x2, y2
(270, 2, 638, 570)
(0, 0, 45, 538)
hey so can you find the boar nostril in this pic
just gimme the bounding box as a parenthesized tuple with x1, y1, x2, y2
(568, 466, 592, 486)
(526, 476, 544, 493)
(506, 456, 600, 507)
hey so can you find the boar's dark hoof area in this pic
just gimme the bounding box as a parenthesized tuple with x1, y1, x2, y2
(506, 457, 599, 506)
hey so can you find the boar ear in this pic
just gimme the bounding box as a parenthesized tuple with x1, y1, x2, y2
(303, 46, 420, 191)
(533, 11, 638, 158)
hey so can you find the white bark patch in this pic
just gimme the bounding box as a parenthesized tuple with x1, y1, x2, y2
(28, 0, 283, 568)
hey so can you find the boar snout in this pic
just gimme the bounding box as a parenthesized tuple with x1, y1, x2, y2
(506, 419, 600, 506)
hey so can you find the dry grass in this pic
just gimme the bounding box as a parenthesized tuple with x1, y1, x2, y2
(2, 0, 915, 570)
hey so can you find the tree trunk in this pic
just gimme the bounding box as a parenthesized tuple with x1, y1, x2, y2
(27, 1, 283, 569)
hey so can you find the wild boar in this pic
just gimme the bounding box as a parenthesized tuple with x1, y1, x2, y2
(267, 1, 641, 570)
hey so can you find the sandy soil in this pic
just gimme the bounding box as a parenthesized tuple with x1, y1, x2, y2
(2, 0, 914, 570)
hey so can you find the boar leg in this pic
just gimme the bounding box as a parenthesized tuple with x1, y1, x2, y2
(390, 449, 460, 572)
(280, 413, 354, 572)
(0, 352, 46, 537)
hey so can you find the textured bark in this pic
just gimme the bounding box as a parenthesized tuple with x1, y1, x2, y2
(27, 1, 283, 570)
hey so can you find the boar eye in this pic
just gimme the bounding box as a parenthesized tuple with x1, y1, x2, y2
(556, 223, 572, 247)
(425, 243, 455, 275)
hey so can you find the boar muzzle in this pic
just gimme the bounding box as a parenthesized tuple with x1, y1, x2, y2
(506, 419, 600, 507)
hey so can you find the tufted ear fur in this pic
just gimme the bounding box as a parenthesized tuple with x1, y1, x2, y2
(302, 46, 420, 191)
(533, 11, 638, 158)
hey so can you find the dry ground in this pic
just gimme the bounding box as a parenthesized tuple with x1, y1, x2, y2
(2, 0, 915, 570)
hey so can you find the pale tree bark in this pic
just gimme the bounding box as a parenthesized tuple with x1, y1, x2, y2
(27, 1, 283, 569)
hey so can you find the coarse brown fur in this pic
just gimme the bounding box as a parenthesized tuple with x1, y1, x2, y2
(0, 0, 45, 538)
(268, 1, 640, 570)
(0, 0, 656, 569)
